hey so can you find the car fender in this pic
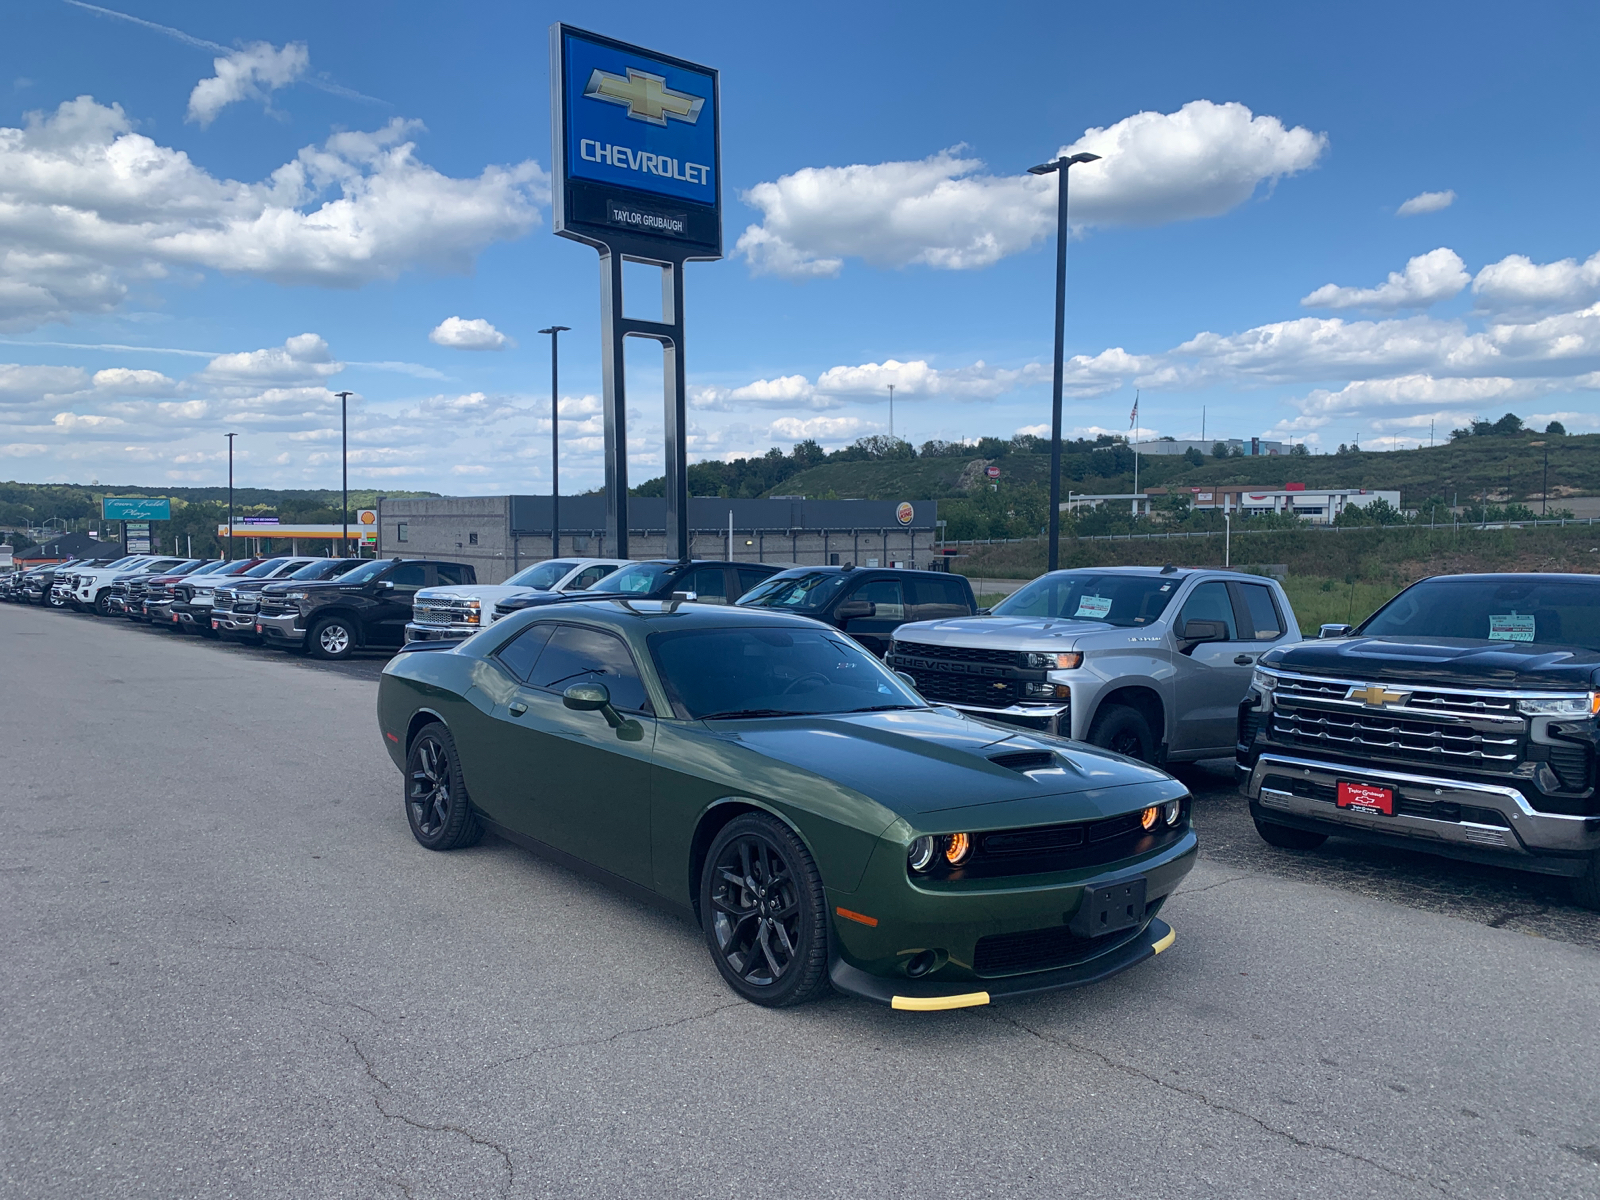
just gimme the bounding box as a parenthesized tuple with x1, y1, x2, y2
(1074, 654, 1175, 742)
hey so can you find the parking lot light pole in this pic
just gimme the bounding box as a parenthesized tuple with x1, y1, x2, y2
(539, 326, 570, 557)
(225, 432, 237, 560)
(1028, 150, 1101, 573)
(335, 392, 353, 556)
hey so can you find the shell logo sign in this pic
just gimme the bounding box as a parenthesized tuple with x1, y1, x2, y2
(896, 502, 915, 526)
(357, 509, 378, 543)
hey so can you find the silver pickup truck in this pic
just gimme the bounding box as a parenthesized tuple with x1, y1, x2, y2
(886, 566, 1301, 764)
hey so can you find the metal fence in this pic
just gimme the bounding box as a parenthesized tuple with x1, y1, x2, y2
(941, 516, 1600, 548)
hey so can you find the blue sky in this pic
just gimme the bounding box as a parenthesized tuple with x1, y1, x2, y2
(2, 0, 1598, 493)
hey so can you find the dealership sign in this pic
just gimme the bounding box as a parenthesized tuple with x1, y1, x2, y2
(102, 496, 171, 521)
(551, 24, 721, 258)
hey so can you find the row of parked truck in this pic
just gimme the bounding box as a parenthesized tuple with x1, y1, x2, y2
(7, 548, 1598, 905)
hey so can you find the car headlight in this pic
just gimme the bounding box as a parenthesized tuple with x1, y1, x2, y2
(1252, 668, 1277, 691)
(1517, 692, 1600, 716)
(908, 833, 973, 873)
(1163, 798, 1183, 826)
(1025, 651, 1083, 669)
(282, 591, 310, 601)
(1024, 682, 1070, 698)
(908, 836, 937, 872)
(194, 588, 214, 597)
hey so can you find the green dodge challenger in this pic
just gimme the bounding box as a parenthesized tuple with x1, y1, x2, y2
(376, 600, 1196, 1009)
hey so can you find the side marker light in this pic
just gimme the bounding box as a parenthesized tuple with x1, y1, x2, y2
(835, 906, 878, 927)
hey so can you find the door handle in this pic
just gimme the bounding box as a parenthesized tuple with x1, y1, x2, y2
(508, 702, 528, 717)
(1233, 654, 1255, 665)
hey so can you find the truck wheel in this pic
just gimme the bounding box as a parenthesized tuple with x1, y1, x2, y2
(310, 616, 356, 661)
(1571, 853, 1600, 911)
(1253, 817, 1328, 851)
(1086, 704, 1156, 763)
(94, 590, 113, 617)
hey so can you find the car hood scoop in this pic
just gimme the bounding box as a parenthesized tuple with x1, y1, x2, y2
(714, 709, 1165, 815)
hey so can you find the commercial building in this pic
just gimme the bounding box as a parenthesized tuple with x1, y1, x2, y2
(1133, 437, 1288, 456)
(375, 495, 941, 584)
(1149, 485, 1401, 523)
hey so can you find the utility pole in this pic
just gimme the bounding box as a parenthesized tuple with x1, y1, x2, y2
(1543, 442, 1549, 515)
(539, 326, 570, 558)
(887, 384, 895, 443)
(1028, 149, 1102, 573)
(225, 432, 237, 560)
(336, 391, 353, 556)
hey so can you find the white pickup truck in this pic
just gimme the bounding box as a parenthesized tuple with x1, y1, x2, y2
(66, 556, 185, 615)
(404, 557, 628, 641)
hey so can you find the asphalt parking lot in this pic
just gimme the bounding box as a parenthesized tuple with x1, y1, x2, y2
(5, 602, 1599, 1198)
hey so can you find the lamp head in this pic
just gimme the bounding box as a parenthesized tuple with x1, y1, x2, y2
(1027, 161, 1059, 176)
(538, 325, 571, 335)
(1068, 152, 1103, 166)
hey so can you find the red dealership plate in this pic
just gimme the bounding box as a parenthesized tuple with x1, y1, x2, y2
(1337, 781, 1393, 815)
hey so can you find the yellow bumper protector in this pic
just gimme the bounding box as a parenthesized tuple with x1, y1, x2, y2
(1152, 927, 1177, 954)
(891, 991, 991, 1012)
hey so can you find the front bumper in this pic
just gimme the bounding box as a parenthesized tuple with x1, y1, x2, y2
(255, 612, 306, 644)
(212, 609, 260, 635)
(943, 701, 1069, 734)
(171, 601, 214, 626)
(404, 620, 479, 642)
(1243, 752, 1600, 876)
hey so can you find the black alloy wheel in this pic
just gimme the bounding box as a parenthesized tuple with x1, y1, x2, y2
(1087, 704, 1157, 763)
(310, 615, 356, 661)
(405, 723, 482, 851)
(700, 813, 829, 1007)
(94, 590, 113, 617)
(1253, 817, 1328, 851)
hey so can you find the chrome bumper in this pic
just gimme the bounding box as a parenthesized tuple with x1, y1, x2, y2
(1244, 752, 1600, 861)
(212, 610, 258, 633)
(255, 612, 305, 642)
(404, 620, 480, 641)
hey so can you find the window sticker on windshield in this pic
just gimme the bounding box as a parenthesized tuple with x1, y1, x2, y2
(1075, 595, 1113, 619)
(1488, 613, 1535, 642)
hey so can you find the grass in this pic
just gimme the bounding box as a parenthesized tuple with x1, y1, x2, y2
(1277, 575, 1406, 634)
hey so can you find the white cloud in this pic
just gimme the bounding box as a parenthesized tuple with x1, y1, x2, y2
(1473, 250, 1600, 314)
(187, 42, 309, 127)
(429, 316, 513, 351)
(198, 333, 341, 386)
(769, 415, 869, 441)
(52, 411, 125, 431)
(0, 442, 47, 456)
(0, 363, 88, 399)
(736, 101, 1325, 277)
(1301, 248, 1469, 311)
(91, 367, 177, 395)
(1397, 190, 1455, 217)
(0, 97, 548, 329)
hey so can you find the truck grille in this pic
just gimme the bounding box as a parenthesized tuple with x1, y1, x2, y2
(1270, 708, 1520, 768)
(414, 600, 477, 626)
(1272, 674, 1518, 718)
(910, 672, 1025, 707)
(258, 601, 295, 617)
(893, 639, 1019, 667)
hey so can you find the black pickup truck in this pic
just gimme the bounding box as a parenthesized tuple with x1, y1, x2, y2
(1238, 573, 1600, 907)
(735, 564, 976, 657)
(491, 559, 780, 623)
(255, 557, 476, 659)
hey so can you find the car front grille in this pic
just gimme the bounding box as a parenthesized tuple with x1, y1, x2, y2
(908, 671, 1025, 707)
(973, 919, 1149, 977)
(1270, 708, 1521, 769)
(258, 601, 295, 617)
(893, 639, 1020, 667)
(414, 600, 477, 626)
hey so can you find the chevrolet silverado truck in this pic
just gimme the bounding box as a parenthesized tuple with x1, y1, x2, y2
(405, 556, 627, 642)
(147, 559, 235, 626)
(212, 557, 366, 639)
(67, 556, 185, 615)
(1239, 572, 1600, 908)
(168, 557, 271, 632)
(887, 566, 1301, 764)
(256, 557, 476, 659)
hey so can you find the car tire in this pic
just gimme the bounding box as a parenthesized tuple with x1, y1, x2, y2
(93, 590, 113, 617)
(700, 813, 831, 1008)
(404, 723, 483, 851)
(1571, 853, 1600, 911)
(1086, 704, 1157, 763)
(1253, 817, 1328, 851)
(310, 616, 356, 661)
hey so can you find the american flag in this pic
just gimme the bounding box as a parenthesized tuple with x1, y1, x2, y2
(1129, 393, 1139, 429)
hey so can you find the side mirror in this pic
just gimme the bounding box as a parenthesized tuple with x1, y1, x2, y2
(836, 600, 875, 619)
(1319, 623, 1354, 638)
(377, 579, 394, 590)
(975, 607, 992, 616)
(895, 670, 920, 690)
(1178, 618, 1228, 654)
(563, 681, 632, 731)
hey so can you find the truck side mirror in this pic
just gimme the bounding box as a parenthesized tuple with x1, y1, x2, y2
(1178, 618, 1229, 654)
(836, 600, 875, 619)
(1319, 623, 1354, 638)
(377, 579, 394, 590)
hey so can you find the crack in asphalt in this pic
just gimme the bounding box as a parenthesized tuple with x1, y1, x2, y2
(985, 1010, 1453, 1196)
(209, 943, 330, 968)
(345, 1034, 516, 1197)
(1175, 873, 1254, 897)
(288, 978, 385, 1024)
(479, 1001, 745, 1077)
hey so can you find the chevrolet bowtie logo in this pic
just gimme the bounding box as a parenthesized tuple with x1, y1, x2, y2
(584, 68, 704, 126)
(1349, 684, 1409, 707)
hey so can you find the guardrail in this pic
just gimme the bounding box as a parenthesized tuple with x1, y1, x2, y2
(940, 516, 1599, 547)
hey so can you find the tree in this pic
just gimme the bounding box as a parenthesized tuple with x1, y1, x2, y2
(1546, 420, 1567, 435)
(1334, 497, 1403, 526)
(1183, 446, 1205, 466)
(1211, 442, 1229, 459)
(1491, 412, 1525, 435)
(1289, 442, 1310, 456)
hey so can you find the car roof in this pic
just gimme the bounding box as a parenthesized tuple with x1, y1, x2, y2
(762, 564, 964, 578)
(510, 596, 825, 631)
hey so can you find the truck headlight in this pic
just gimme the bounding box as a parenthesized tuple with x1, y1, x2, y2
(1517, 692, 1600, 716)
(1024, 682, 1070, 699)
(1025, 651, 1083, 669)
(1252, 668, 1277, 691)
(282, 591, 309, 601)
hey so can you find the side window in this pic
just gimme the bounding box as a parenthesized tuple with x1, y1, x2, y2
(388, 563, 427, 589)
(1237, 583, 1286, 640)
(567, 564, 617, 590)
(850, 578, 905, 619)
(686, 566, 729, 604)
(434, 563, 470, 585)
(529, 624, 652, 713)
(396, 523, 409, 543)
(907, 575, 972, 620)
(1176, 581, 1236, 640)
(736, 567, 771, 596)
(494, 623, 555, 682)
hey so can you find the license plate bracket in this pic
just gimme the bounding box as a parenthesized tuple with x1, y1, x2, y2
(1070, 876, 1147, 938)
(1337, 780, 1394, 815)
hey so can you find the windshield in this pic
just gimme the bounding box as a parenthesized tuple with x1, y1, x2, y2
(993, 571, 1181, 627)
(598, 562, 676, 594)
(738, 571, 851, 610)
(649, 626, 923, 719)
(1361, 577, 1600, 651)
(135, 559, 183, 573)
(290, 558, 361, 581)
(337, 560, 392, 585)
(506, 560, 579, 590)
